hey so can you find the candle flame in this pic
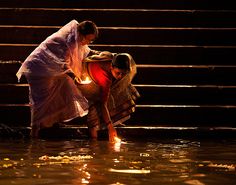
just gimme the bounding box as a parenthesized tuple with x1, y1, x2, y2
(114, 136, 121, 143)
(81, 76, 92, 84)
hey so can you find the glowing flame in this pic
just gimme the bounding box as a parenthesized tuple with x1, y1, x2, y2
(114, 137, 121, 143)
(81, 76, 92, 84)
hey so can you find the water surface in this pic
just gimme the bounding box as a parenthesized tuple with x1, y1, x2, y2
(0, 138, 235, 185)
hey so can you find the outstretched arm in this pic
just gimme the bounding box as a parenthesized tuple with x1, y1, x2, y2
(101, 100, 117, 142)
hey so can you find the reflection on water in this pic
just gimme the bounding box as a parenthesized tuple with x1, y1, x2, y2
(0, 139, 236, 185)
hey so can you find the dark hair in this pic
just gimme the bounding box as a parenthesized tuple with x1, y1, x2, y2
(78, 20, 99, 38)
(112, 53, 131, 71)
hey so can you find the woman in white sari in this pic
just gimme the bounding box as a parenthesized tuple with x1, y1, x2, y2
(16, 20, 99, 138)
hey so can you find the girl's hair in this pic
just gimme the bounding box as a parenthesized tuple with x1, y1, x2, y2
(112, 53, 131, 71)
(78, 20, 99, 38)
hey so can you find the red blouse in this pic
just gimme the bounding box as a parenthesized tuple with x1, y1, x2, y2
(88, 61, 113, 102)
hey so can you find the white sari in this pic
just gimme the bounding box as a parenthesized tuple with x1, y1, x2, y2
(16, 20, 89, 129)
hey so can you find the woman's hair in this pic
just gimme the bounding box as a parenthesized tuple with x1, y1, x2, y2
(78, 20, 99, 38)
(112, 53, 131, 71)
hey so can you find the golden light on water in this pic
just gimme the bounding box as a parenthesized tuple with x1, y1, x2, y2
(108, 168, 151, 174)
(33, 155, 93, 166)
(39, 155, 93, 161)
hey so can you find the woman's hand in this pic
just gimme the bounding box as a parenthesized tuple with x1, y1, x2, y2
(74, 77, 83, 85)
(74, 76, 92, 85)
(66, 72, 83, 85)
(107, 123, 117, 142)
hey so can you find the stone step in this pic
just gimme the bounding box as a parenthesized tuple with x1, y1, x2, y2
(1, 8, 236, 28)
(116, 85, 236, 105)
(1, 44, 236, 65)
(0, 26, 236, 46)
(1, 104, 236, 127)
(2, 62, 236, 85)
(0, 0, 234, 10)
(135, 65, 236, 85)
(1, 125, 236, 140)
(2, 84, 236, 105)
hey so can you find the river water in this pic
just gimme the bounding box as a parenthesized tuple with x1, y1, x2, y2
(0, 138, 236, 185)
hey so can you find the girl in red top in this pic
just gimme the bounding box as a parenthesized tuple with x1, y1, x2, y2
(78, 52, 139, 142)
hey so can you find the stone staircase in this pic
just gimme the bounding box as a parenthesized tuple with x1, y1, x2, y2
(0, 0, 236, 139)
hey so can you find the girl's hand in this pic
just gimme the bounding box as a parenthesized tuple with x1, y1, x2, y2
(107, 123, 117, 142)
